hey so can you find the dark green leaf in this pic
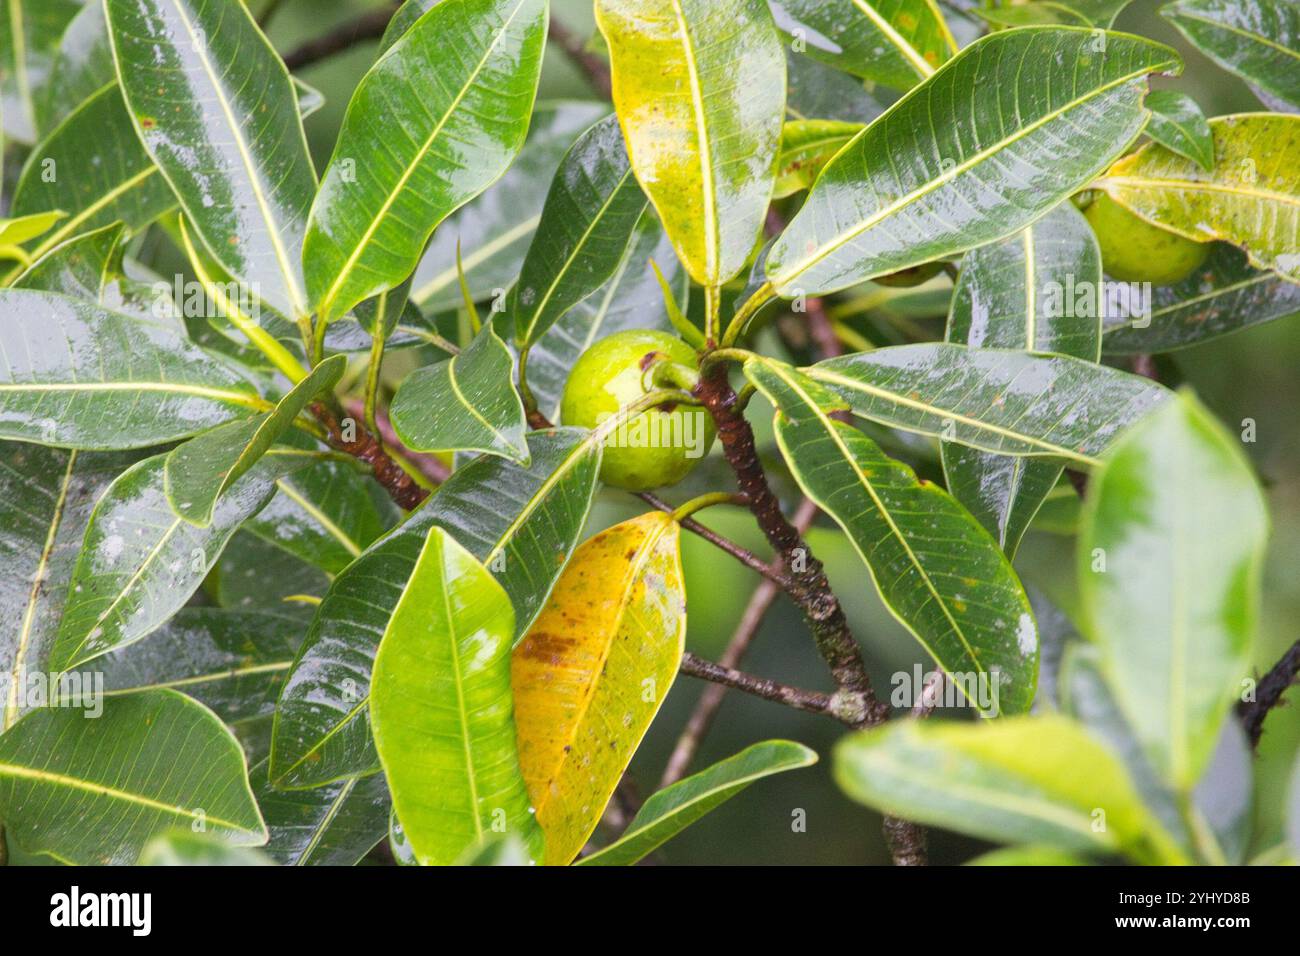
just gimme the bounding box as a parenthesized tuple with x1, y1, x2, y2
(578, 740, 817, 865)
(942, 202, 1102, 555)
(0, 289, 266, 449)
(809, 343, 1170, 465)
(269, 428, 601, 788)
(251, 761, 389, 866)
(389, 325, 529, 462)
(303, 0, 548, 322)
(0, 690, 265, 865)
(1077, 392, 1268, 791)
(767, 28, 1181, 296)
(106, 0, 317, 320)
(512, 114, 648, 347)
(1144, 89, 1214, 170)
(37, 1, 113, 132)
(746, 358, 1038, 715)
(978, 0, 1134, 28)
(773, 119, 863, 199)
(768, 0, 956, 89)
(0, 0, 80, 143)
(1163, 0, 1300, 111)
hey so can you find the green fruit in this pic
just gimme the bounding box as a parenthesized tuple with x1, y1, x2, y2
(1084, 192, 1210, 285)
(560, 330, 716, 491)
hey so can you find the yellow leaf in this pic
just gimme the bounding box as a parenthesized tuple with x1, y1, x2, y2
(511, 511, 686, 864)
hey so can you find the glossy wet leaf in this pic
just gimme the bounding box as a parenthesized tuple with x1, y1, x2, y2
(0, 289, 266, 449)
(785, 50, 891, 125)
(578, 740, 816, 865)
(0, 690, 265, 865)
(747, 358, 1038, 715)
(164, 357, 344, 528)
(834, 715, 1188, 863)
(139, 830, 273, 866)
(106, 0, 317, 320)
(809, 343, 1170, 465)
(1077, 392, 1268, 791)
(525, 211, 686, 421)
(977, 0, 1134, 28)
(0, 444, 138, 730)
(270, 429, 601, 789)
(0, 0, 80, 143)
(409, 101, 609, 311)
(772, 119, 863, 199)
(1163, 0, 1300, 111)
(245, 459, 396, 576)
(63, 608, 302, 725)
(11, 85, 175, 271)
(596, 0, 785, 287)
(389, 325, 529, 463)
(1144, 89, 1214, 170)
(513, 511, 686, 865)
(303, 0, 548, 322)
(372, 528, 542, 865)
(1104, 243, 1300, 351)
(38, 0, 116, 130)
(48, 453, 287, 672)
(1095, 113, 1300, 282)
(942, 203, 1102, 555)
(768, 0, 955, 89)
(14, 223, 126, 301)
(512, 114, 648, 347)
(766, 28, 1181, 297)
(251, 761, 390, 866)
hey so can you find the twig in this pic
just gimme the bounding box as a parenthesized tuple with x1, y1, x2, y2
(679, 652, 837, 717)
(282, 4, 397, 70)
(548, 18, 612, 98)
(805, 297, 844, 359)
(660, 498, 818, 788)
(1238, 639, 1300, 748)
(311, 402, 429, 510)
(638, 491, 795, 590)
(343, 398, 451, 485)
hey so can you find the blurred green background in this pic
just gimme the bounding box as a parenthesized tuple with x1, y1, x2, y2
(268, 0, 1299, 864)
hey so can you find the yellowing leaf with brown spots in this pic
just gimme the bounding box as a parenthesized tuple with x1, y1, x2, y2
(511, 511, 686, 865)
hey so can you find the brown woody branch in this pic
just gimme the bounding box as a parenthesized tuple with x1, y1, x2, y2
(282, 5, 397, 70)
(679, 652, 837, 718)
(1238, 639, 1300, 749)
(311, 402, 428, 510)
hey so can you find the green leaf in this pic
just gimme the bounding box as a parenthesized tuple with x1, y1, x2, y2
(48, 453, 288, 672)
(834, 715, 1189, 863)
(0, 289, 267, 449)
(0, 690, 266, 865)
(772, 119, 863, 199)
(511, 114, 648, 347)
(372, 527, 542, 865)
(1289, 754, 1300, 860)
(163, 357, 345, 527)
(578, 740, 817, 865)
(978, 0, 1134, 28)
(809, 343, 1170, 465)
(0, 210, 62, 245)
(1163, 0, 1300, 112)
(513, 512, 686, 865)
(12, 84, 176, 270)
(1144, 89, 1214, 170)
(211, 532, 330, 614)
(269, 429, 601, 789)
(769, 0, 956, 89)
(38, 1, 115, 131)
(303, 0, 548, 322)
(409, 101, 609, 312)
(250, 761, 390, 866)
(525, 211, 686, 421)
(942, 203, 1102, 555)
(105, 0, 317, 320)
(0, 0, 80, 143)
(139, 829, 273, 866)
(245, 458, 397, 576)
(0, 444, 138, 730)
(65, 608, 301, 725)
(14, 222, 126, 300)
(1104, 243, 1300, 351)
(746, 358, 1038, 715)
(766, 28, 1181, 297)
(389, 325, 529, 462)
(1095, 113, 1300, 282)
(785, 49, 890, 125)
(596, 0, 786, 287)
(456, 832, 532, 865)
(966, 845, 1092, 865)
(1077, 392, 1268, 791)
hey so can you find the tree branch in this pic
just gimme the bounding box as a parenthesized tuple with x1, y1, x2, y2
(1238, 639, 1300, 749)
(679, 652, 836, 718)
(638, 491, 795, 590)
(282, 4, 397, 71)
(548, 18, 612, 98)
(343, 397, 450, 485)
(311, 402, 429, 510)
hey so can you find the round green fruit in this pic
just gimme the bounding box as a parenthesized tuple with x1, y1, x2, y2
(560, 330, 716, 491)
(1084, 192, 1210, 286)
